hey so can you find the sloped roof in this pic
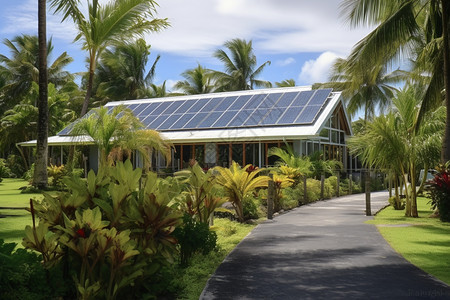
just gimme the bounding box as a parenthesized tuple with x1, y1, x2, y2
(20, 87, 351, 146)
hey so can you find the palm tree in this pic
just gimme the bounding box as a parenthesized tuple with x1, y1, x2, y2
(95, 39, 160, 101)
(34, 0, 49, 189)
(325, 57, 401, 121)
(70, 106, 171, 170)
(340, 0, 450, 161)
(214, 161, 269, 222)
(0, 35, 73, 108)
(174, 64, 216, 95)
(49, 0, 169, 116)
(349, 86, 444, 217)
(275, 79, 296, 87)
(212, 39, 272, 91)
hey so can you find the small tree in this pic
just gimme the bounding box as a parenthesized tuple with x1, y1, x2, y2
(214, 161, 269, 222)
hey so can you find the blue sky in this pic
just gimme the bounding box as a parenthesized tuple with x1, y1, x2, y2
(0, 0, 373, 92)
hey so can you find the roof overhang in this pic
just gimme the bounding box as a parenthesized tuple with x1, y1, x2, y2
(18, 135, 94, 147)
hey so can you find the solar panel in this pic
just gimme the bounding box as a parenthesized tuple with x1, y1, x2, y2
(229, 95, 251, 110)
(152, 102, 171, 115)
(296, 106, 322, 123)
(184, 112, 209, 129)
(74, 88, 335, 135)
(260, 108, 284, 125)
(243, 94, 266, 109)
(200, 97, 223, 112)
(212, 111, 237, 127)
(170, 113, 195, 129)
(259, 93, 282, 108)
(275, 92, 297, 107)
(228, 110, 252, 126)
(244, 109, 269, 126)
(175, 100, 195, 114)
(276, 106, 304, 125)
(198, 112, 223, 128)
(309, 88, 332, 105)
(158, 114, 182, 130)
(214, 96, 236, 111)
(292, 91, 314, 106)
(187, 99, 209, 113)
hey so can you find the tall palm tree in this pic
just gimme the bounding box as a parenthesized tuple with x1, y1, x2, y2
(174, 64, 216, 95)
(95, 39, 160, 101)
(34, 0, 49, 189)
(0, 35, 73, 109)
(325, 57, 401, 121)
(340, 0, 450, 161)
(212, 38, 272, 91)
(49, 0, 169, 116)
(349, 86, 444, 217)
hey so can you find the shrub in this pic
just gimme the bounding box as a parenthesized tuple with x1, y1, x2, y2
(242, 195, 259, 220)
(427, 163, 450, 222)
(47, 164, 65, 188)
(306, 178, 321, 201)
(174, 214, 217, 267)
(284, 185, 305, 205)
(22, 160, 182, 299)
(389, 196, 405, 210)
(0, 239, 70, 300)
(0, 159, 12, 181)
(6, 155, 25, 178)
(23, 163, 35, 183)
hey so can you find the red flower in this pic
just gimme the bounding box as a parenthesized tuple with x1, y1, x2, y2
(76, 228, 86, 238)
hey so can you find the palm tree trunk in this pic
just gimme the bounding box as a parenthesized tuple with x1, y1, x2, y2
(441, 0, 450, 162)
(80, 55, 96, 117)
(410, 161, 418, 217)
(33, 0, 48, 189)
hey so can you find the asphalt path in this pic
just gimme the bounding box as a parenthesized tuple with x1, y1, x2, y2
(201, 191, 450, 299)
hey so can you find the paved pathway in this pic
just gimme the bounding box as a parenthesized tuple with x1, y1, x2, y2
(201, 192, 450, 299)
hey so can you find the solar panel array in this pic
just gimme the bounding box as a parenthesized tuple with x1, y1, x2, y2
(59, 89, 333, 135)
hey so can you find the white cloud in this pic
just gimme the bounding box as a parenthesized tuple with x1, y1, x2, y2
(298, 51, 341, 84)
(149, 0, 373, 57)
(276, 57, 296, 67)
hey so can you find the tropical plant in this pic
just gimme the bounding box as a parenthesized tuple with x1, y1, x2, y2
(349, 86, 444, 217)
(270, 172, 294, 212)
(214, 162, 269, 222)
(212, 39, 272, 91)
(275, 79, 296, 87)
(427, 161, 450, 222)
(0, 34, 73, 110)
(175, 162, 225, 224)
(49, 0, 169, 116)
(309, 151, 343, 180)
(70, 105, 171, 170)
(268, 146, 312, 183)
(174, 64, 216, 95)
(340, 0, 450, 161)
(95, 39, 160, 102)
(325, 57, 400, 120)
(23, 160, 182, 299)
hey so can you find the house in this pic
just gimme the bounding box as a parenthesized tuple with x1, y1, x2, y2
(20, 86, 355, 173)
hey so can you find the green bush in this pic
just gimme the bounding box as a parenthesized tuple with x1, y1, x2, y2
(174, 214, 217, 267)
(242, 195, 259, 220)
(280, 193, 299, 210)
(323, 177, 335, 199)
(0, 240, 70, 300)
(6, 155, 25, 178)
(389, 196, 405, 210)
(0, 159, 13, 181)
(284, 185, 305, 205)
(22, 160, 183, 299)
(306, 178, 321, 201)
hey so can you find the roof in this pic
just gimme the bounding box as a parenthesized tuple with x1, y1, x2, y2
(20, 87, 352, 146)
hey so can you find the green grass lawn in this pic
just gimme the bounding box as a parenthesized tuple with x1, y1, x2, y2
(0, 178, 43, 244)
(367, 197, 450, 285)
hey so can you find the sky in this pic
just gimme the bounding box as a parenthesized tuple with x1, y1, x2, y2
(0, 0, 374, 92)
